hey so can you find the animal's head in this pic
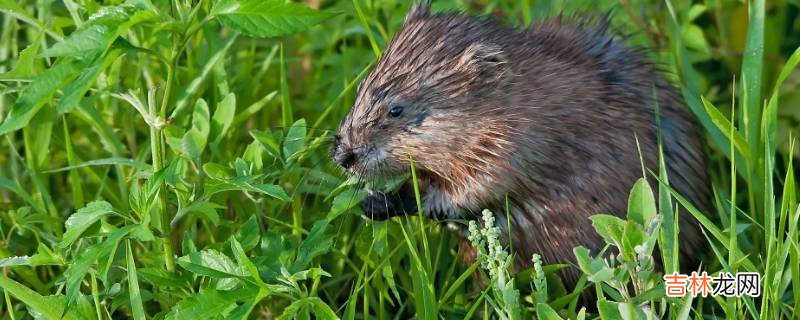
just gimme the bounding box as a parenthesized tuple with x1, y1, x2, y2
(332, 4, 516, 181)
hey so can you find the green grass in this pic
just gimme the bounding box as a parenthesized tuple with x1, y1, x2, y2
(0, 0, 798, 319)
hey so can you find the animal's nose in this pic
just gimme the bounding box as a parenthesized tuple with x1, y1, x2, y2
(335, 150, 357, 169)
(331, 135, 358, 169)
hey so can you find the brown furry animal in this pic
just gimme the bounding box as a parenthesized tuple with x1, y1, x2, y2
(331, 4, 709, 290)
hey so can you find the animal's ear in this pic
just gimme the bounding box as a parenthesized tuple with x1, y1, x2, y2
(405, 1, 431, 23)
(455, 42, 509, 83)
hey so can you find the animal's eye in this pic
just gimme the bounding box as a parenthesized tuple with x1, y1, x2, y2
(388, 105, 404, 118)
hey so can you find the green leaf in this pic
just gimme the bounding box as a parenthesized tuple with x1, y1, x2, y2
(573, 246, 613, 283)
(277, 297, 339, 320)
(597, 300, 622, 320)
(60, 201, 115, 248)
(41, 24, 117, 58)
(0, 61, 83, 135)
(589, 214, 625, 248)
(626, 178, 657, 226)
(211, 93, 236, 144)
(250, 129, 282, 161)
(292, 220, 332, 271)
(165, 289, 239, 320)
(63, 226, 139, 309)
(177, 249, 246, 278)
(0, 244, 64, 267)
(700, 96, 750, 158)
(56, 49, 121, 113)
(0, 275, 86, 320)
(233, 215, 260, 251)
(250, 183, 290, 202)
(126, 241, 146, 320)
(138, 268, 188, 287)
(182, 99, 211, 159)
(0, 31, 43, 79)
(283, 118, 306, 161)
(44, 157, 150, 173)
(536, 303, 564, 320)
(213, 0, 339, 38)
(230, 237, 270, 294)
(40, 3, 153, 59)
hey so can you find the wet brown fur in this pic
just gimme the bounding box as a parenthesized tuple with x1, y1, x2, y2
(332, 4, 709, 290)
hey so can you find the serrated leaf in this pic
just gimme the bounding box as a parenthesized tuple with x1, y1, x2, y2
(177, 249, 246, 278)
(165, 289, 238, 320)
(40, 3, 153, 59)
(41, 24, 117, 58)
(0, 61, 83, 135)
(250, 183, 290, 202)
(60, 201, 115, 248)
(213, 0, 339, 38)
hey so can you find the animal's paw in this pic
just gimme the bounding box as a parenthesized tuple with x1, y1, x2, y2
(360, 190, 393, 221)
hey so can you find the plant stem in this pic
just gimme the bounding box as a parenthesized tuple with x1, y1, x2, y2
(151, 62, 176, 272)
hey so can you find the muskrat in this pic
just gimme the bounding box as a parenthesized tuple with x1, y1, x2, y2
(331, 3, 709, 291)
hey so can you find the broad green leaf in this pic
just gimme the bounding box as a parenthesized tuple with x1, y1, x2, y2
(177, 249, 246, 278)
(589, 214, 625, 248)
(233, 215, 261, 251)
(213, 0, 339, 38)
(126, 241, 146, 320)
(0, 61, 83, 135)
(40, 24, 117, 58)
(138, 268, 189, 287)
(251, 183, 290, 202)
(40, 3, 154, 59)
(626, 178, 657, 226)
(182, 99, 211, 159)
(283, 118, 306, 161)
(597, 300, 622, 320)
(211, 93, 236, 144)
(165, 289, 238, 320)
(60, 201, 115, 248)
(536, 303, 564, 320)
